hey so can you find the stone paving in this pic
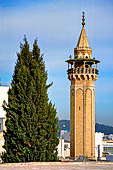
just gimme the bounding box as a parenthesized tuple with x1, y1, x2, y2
(0, 162, 113, 170)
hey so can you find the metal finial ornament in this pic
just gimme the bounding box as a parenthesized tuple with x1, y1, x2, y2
(82, 12, 85, 26)
(69, 55, 72, 59)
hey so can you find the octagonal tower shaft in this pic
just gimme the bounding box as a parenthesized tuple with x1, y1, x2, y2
(66, 13, 100, 159)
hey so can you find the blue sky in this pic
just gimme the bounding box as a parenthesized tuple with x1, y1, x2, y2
(0, 0, 113, 126)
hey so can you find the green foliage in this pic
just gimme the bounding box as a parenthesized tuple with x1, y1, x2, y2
(1, 37, 59, 162)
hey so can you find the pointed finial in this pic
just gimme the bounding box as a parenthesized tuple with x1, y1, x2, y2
(69, 55, 72, 59)
(82, 12, 85, 26)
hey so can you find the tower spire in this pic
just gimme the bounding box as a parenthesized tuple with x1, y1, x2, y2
(74, 12, 92, 58)
(82, 11, 85, 26)
(77, 12, 88, 49)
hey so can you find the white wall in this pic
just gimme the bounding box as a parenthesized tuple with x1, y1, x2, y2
(0, 86, 9, 154)
(0, 86, 9, 118)
(64, 141, 70, 158)
(57, 138, 64, 158)
(95, 132, 104, 159)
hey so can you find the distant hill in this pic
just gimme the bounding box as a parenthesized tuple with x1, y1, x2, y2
(95, 123, 113, 135)
(58, 120, 113, 135)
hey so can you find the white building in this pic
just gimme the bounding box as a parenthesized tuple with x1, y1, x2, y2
(57, 138, 70, 159)
(64, 141, 70, 158)
(95, 132, 113, 161)
(103, 139, 113, 155)
(57, 138, 64, 158)
(95, 132, 104, 159)
(0, 86, 9, 154)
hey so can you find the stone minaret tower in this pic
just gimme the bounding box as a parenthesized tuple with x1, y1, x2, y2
(66, 12, 100, 159)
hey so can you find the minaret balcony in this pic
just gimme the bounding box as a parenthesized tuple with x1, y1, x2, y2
(67, 68, 98, 74)
(67, 68, 98, 80)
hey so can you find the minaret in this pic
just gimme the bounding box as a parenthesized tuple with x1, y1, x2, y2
(66, 12, 100, 159)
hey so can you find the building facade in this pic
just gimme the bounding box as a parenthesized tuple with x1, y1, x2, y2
(66, 12, 100, 159)
(95, 132, 104, 159)
(0, 86, 9, 154)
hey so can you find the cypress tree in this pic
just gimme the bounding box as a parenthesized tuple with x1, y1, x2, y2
(1, 37, 59, 162)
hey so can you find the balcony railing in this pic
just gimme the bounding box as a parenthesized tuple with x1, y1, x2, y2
(67, 68, 98, 75)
